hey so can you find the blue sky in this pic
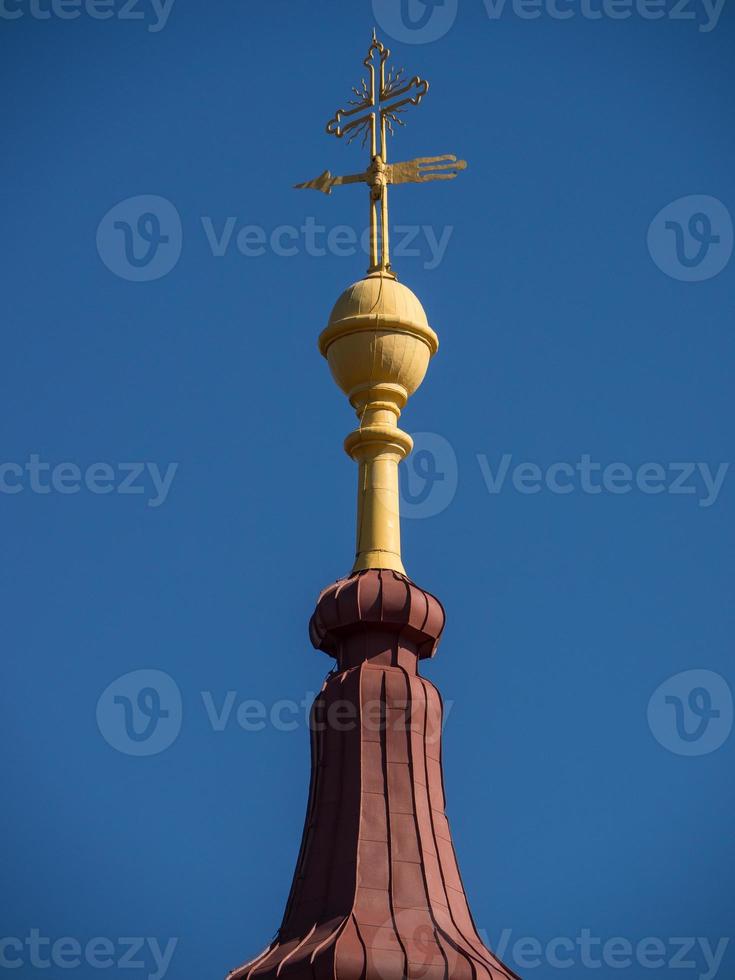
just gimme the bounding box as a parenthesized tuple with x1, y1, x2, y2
(1, 2, 733, 979)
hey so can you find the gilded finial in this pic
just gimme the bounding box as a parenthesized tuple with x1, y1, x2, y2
(297, 36, 465, 576)
(295, 33, 467, 277)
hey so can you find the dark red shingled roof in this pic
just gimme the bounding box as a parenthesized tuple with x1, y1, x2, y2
(228, 570, 519, 980)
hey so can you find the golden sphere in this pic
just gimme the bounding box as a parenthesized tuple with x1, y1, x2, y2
(319, 273, 439, 410)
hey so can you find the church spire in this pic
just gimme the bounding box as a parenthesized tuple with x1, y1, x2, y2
(226, 35, 518, 980)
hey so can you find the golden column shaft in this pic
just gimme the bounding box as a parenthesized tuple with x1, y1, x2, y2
(346, 402, 413, 574)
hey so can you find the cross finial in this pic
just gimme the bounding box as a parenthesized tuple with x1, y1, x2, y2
(295, 33, 467, 276)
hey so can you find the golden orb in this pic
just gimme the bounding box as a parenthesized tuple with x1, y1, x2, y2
(319, 272, 439, 416)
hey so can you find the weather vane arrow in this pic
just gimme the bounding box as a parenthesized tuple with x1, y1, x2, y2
(294, 31, 468, 277)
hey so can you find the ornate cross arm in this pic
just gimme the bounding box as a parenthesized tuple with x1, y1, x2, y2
(326, 107, 372, 144)
(325, 75, 429, 146)
(379, 75, 429, 137)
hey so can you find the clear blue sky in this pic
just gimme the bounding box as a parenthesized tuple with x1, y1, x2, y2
(1, 2, 733, 979)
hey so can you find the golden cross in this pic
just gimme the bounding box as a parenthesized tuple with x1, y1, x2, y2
(295, 31, 468, 276)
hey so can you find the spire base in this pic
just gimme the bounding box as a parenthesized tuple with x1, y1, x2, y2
(228, 572, 518, 980)
(351, 550, 406, 575)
